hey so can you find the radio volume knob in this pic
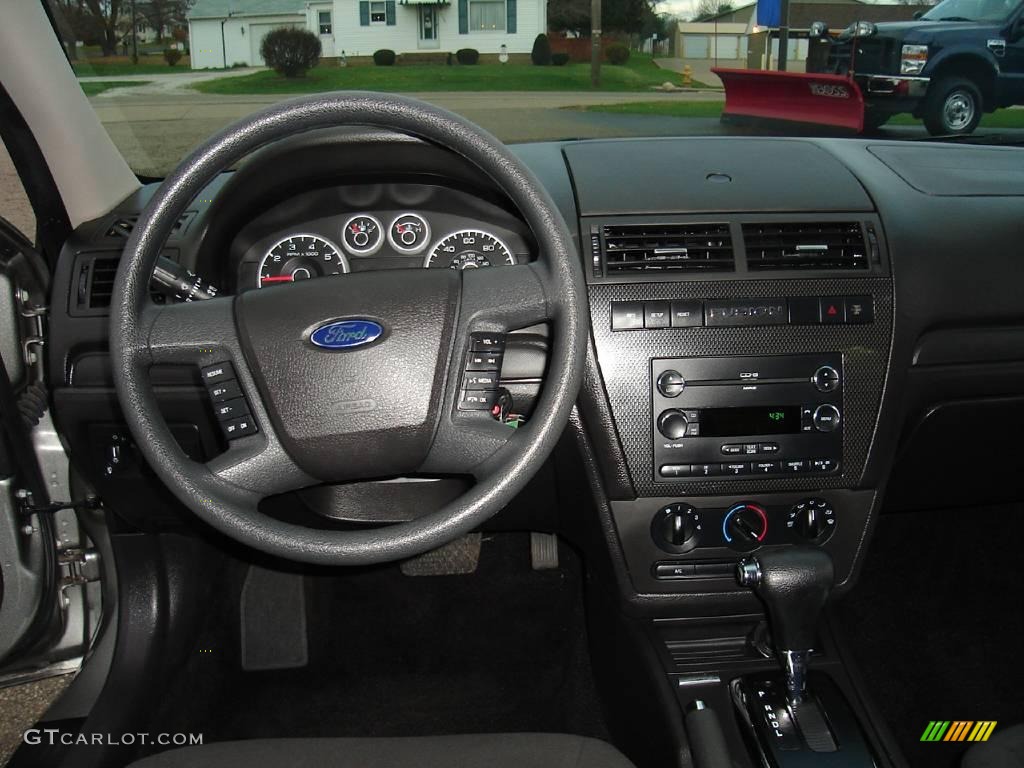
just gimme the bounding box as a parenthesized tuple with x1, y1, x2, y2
(657, 410, 689, 439)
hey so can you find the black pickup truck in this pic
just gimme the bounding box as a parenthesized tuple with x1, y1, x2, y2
(815, 0, 1024, 134)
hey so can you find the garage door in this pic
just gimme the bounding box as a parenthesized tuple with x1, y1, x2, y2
(250, 23, 289, 65)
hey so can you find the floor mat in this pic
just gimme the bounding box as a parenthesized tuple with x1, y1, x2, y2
(0, 674, 73, 765)
(151, 533, 608, 746)
(833, 503, 1024, 768)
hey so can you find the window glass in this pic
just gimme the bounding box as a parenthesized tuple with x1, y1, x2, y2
(370, 2, 387, 24)
(0, 142, 35, 241)
(318, 11, 332, 34)
(469, 0, 506, 31)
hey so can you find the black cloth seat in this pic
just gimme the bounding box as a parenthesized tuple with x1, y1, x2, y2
(963, 725, 1024, 768)
(128, 733, 637, 768)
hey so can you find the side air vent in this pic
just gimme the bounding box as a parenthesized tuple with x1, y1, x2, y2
(102, 211, 195, 241)
(742, 222, 868, 271)
(71, 253, 120, 315)
(602, 223, 735, 275)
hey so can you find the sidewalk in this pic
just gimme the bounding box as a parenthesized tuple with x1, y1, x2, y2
(78, 68, 263, 97)
(654, 58, 724, 88)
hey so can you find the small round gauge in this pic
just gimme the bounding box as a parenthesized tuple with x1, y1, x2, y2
(424, 230, 517, 270)
(342, 214, 384, 256)
(387, 213, 431, 255)
(258, 234, 349, 288)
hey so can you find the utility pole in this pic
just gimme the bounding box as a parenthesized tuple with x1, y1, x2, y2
(131, 0, 139, 64)
(590, 0, 602, 87)
(777, 0, 790, 71)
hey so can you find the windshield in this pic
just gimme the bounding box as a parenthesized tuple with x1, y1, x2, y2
(921, 0, 1019, 22)
(47, 0, 1024, 176)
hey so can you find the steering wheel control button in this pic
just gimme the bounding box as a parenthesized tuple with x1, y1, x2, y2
(466, 351, 503, 371)
(723, 503, 768, 552)
(670, 300, 703, 327)
(459, 391, 498, 411)
(813, 404, 842, 432)
(342, 214, 384, 256)
(213, 398, 248, 422)
(657, 409, 690, 439)
(201, 362, 235, 385)
(387, 213, 431, 255)
(470, 333, 505, 352)
(657, 370, 686, 398)
(611, 302, 644, 331)
(209, 379, 242, 403)
(812, 365, 841, 392)
(644, 301, 671, 329)
(651, 503, 702, 554)
(222, 415, 258, 440)
(789, 498, 837, 544)
(463, 372, 499, 390)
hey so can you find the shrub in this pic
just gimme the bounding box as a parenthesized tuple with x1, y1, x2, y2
(551, 52, 569, 66)
(606, 42, 630, 65)
(373, 48, 396, 66)
(456, 48, 479, 65)
(163, 47, 182, 66)
(531, 33, 552, 65)
(260, 27, 321, 77)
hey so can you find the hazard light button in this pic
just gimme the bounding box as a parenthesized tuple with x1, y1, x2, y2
(819, 297, 845, 324)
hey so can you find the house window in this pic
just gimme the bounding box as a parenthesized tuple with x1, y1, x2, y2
(370, 1, 387, 24)
(469, 0, 506, 30)
(318, 10, 332, 34)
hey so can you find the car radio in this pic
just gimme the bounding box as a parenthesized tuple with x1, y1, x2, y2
(652, 354, 842, 481)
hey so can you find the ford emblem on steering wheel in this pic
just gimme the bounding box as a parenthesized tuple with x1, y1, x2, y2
(310, 319, 384, 350)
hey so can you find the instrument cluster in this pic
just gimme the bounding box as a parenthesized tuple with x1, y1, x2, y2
(243, 208, 524, 291)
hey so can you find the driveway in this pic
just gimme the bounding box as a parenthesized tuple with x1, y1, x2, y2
(80, 68, 262, 97)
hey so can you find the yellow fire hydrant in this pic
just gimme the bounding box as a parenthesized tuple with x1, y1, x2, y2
(682, 65, 693, 87)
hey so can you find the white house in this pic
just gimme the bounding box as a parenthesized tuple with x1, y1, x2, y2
(188, 0, 547, 69)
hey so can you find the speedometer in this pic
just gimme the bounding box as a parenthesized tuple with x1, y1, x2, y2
(424, 230, 516, 270)
(258, 234, 349, 288)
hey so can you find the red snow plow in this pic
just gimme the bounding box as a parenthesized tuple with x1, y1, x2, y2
(713, 68, 866, 133)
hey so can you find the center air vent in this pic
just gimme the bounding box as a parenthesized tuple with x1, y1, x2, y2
(602, 223, 734, 275)
(743, 222, 868, 271)
(102, 211, 195, 241)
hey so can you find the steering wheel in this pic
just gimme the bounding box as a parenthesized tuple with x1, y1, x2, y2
(109, 93, 587, 565)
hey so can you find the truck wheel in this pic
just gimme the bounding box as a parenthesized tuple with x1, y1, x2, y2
(923, 77, 983, 136)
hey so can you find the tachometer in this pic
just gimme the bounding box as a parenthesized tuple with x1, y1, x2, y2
(258, 234, 349, 288)
(424, 230, 516, 270)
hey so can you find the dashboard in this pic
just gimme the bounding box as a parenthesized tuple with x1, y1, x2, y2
(45, 131, 1024, 616)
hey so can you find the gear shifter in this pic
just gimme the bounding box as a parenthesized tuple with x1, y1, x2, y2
(736, 547, 834, 703)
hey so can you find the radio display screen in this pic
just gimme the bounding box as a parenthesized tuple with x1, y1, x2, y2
(699, 406, 801, 437)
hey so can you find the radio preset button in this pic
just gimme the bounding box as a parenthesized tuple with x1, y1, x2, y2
(783, 459, 808, 473)
(657, 370, 686, 398)
(721, 462, 750, 476)
(657, 410, 690, 439)
(811, 457, 839, 473)
(753, 461, 780, 474)
(813, 404, 842, 432)
(692, 462, 722, 477)
(659, 464, 691, 478)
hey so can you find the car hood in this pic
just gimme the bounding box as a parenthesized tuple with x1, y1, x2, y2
(867, 18, 1003, 41)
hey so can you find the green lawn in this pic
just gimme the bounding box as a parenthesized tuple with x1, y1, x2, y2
(80, 80, 150, 96)
(581, 100, 1024, 129)
(193, 56, 706, 94)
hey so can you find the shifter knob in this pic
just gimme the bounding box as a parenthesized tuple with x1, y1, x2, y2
(736, 548, 834, 652)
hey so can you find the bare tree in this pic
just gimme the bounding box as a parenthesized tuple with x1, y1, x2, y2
(138, 0, 193, 42)
(76, 0, 124, 57)
(692, 0, 734, 21)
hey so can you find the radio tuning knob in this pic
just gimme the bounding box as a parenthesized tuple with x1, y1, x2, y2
(812, 365, 841, 393)
(657, 370, 686, 397)
(657, 409, 690, 439)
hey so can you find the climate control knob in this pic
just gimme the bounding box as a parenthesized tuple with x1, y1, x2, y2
(657, 409, 689, 439)
(789, 498, 836, 544)
(722, 502, 768, 552)
(652, 503, 701, 554)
